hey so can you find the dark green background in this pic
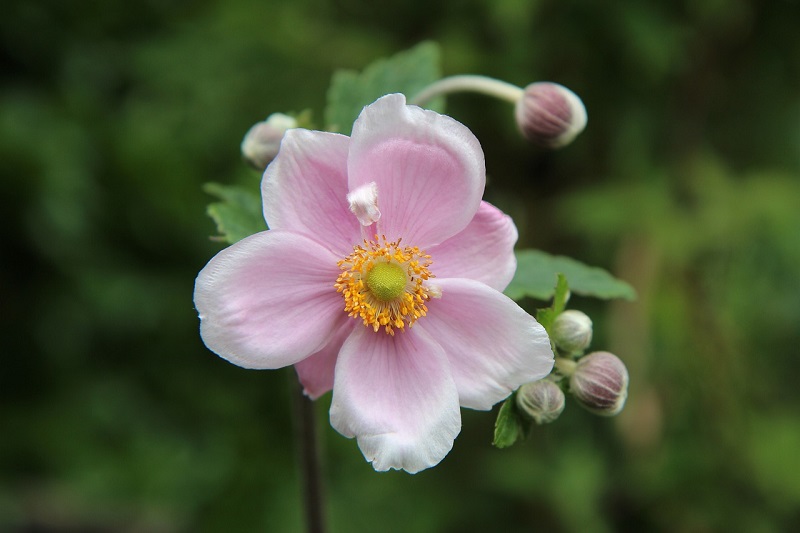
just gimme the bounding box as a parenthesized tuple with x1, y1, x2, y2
(3, 0, 800, 531)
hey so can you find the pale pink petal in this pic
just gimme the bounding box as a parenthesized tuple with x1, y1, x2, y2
(194, 231, 344, 369)
(262, 129, 360, 256)
(347, 94, 485, 248)
(428, 201, 518, 292)
(418, 278, 554, 410)
(330, 326, 461, 473)
(294, 319, 352, 399)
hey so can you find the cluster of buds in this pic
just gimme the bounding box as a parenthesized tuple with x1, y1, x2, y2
(516, 309, 629, 423)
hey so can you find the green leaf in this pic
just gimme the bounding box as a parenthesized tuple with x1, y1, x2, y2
(552, 273, 570, 314)
(203, 182, 266, 244)
(493, 395, 526, 448)
(536, 274, 570, 333)
(505, 249, 636, 302)
(324, 41, 443, 135)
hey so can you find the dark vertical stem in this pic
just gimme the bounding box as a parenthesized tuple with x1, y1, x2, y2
(291, 376, 327, 533)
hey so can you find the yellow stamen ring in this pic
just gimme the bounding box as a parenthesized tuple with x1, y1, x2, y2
(334, 235, 434, 335)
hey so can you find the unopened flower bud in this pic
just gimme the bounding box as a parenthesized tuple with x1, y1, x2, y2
(552, 310, 593, 354)
(515, 82, 587, 148)
(516, 380, 566, 424)
(241, 113, 297, 170)
(569, 351, 629, 416)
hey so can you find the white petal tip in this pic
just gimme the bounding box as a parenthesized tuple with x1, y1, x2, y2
(347, 182, 381, 226)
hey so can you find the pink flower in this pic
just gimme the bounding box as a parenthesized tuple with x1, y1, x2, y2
(194, 94, 554, 473)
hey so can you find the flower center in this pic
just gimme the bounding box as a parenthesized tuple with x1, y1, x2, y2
(335, 235, 435, 335)
(365, 262, 407, 301)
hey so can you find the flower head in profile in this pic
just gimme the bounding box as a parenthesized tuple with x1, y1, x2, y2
(194, 94, 554, 473)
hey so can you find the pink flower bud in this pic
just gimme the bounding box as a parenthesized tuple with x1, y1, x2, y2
(569, 351, 629, 416)
(516, 380, 566, 424)
(552, 309, 593, 354)
(241, 113, 297, 170)
(514, 82, 587, 148)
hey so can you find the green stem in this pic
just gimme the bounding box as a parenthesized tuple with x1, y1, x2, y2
(410, 75, 524, 107)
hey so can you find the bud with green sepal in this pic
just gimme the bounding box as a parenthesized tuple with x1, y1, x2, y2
(551, 309, 593, 355)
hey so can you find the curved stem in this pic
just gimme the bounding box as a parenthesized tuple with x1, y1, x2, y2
(291, 376, 327, 533)
(410, 75, 524, 107)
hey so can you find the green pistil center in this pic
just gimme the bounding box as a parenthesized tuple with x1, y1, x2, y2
(365, 262, 407, 302)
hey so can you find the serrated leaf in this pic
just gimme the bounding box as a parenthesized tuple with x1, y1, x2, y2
(324, 42, 443, 135)
(505, 249, 636, 302)
(203, 182, 266, 244)
(493, 395, 526, 448)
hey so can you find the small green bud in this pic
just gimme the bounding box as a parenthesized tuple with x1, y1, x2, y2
(552, 309, 593, 354)
(241, 113, 297, 170)
(569, 351, 629, 417)
(516, 380, 566, 424)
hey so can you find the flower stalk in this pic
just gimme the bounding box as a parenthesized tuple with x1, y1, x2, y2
(410, 75, 524, 107)
(291, 375, 327, 533)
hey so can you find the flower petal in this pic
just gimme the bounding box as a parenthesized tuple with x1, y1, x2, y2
(418, 278, 554, 410)
(294, 319, 352, 399)
(347, 94, 485, 248)
(428, 201, 518, 291)
(330, 326, 461, 473)
(262, 129, 360, 256)
(194, 231, 344, 369)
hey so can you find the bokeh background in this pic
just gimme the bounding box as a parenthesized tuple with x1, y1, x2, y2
(3, 0, 800, 531)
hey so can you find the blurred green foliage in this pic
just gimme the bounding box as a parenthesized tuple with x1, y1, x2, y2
(2, 0, 800, 531)
(506, 251, 635, 301)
